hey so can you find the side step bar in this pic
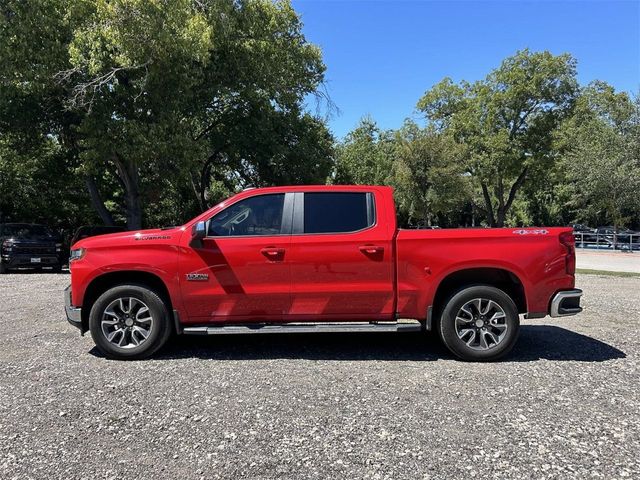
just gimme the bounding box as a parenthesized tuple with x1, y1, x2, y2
(182, 320, 422, 335)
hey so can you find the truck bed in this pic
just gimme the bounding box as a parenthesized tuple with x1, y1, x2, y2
(395, 227, 576, 319)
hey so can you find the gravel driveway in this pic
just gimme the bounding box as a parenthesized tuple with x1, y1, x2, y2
(0, 273, 638, 479)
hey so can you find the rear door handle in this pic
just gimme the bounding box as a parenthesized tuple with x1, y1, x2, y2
(359, 245, 384, 254)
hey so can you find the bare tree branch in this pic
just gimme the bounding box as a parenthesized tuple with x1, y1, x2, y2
(55, 61, 151, 110)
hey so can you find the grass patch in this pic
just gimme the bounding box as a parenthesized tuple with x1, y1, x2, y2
(576, 268, 640, 278)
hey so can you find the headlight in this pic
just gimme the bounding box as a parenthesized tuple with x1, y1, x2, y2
(2, 240, 13, 251)
(69, 247, 85, 261)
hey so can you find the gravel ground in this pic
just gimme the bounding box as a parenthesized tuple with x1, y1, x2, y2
(0, 273, 638, 480)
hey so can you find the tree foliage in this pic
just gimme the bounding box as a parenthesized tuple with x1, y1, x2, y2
(1, 9, 637, 235)
(0, 0, 333, 230)
(335, 52, 637, 230)
(417, 49, 579, 227)
(333, 119, 471, 227)
(559, 83, 640, 228)
(392, 121, 470, 227)
(333, 117, 396, 185)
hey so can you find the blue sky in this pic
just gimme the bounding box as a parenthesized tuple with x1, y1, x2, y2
(292, 0, 640, 138)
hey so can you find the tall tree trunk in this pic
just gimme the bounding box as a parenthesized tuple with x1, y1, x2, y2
(483, 167, 528, 228)
(480, 182, 496, 227)
(84, 175, 115, 226)
(125, 181, 142, 230)
(190, 171, 205, 212)
(498, 167, 528, 228)
(198, 149, 225, 210)
(471, 203, 476, 227)
(113, 155, 142, 230)
(200, 158, 213, 210)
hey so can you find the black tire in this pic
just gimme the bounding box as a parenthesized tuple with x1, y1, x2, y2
(438, 285, 520, 361)
(0, 262, 6, 274)
(89, 284, 172, 360)
(51, 264, 62, 273)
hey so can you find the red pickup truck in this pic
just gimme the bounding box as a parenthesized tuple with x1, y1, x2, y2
(65, 185, 582, 361)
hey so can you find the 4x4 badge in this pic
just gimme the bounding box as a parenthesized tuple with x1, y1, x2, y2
(186, 273, 209, 281)
(512, 229, 548, 235)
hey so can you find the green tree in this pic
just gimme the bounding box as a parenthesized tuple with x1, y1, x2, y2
(334, 117, 397, 185)
(0, 136, 99, 232)
(195, 110, 334, 208)
(418, 49, 579, 227)
(334, 118, 472, 227)
(392, 121, 470, 226)
(559, 83, 640, 231)
(0, 0, 95, 229)
(1, 0, 332, 230)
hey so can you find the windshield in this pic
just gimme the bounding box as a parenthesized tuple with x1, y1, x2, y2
(2, 224, 54, 238)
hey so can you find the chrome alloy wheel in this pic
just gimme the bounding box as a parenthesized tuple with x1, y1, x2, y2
(101, 297, 154, 349)
(454, 298, 508, 351)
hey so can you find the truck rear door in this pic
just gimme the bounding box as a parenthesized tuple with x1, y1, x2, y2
(287, 190, 395, 320)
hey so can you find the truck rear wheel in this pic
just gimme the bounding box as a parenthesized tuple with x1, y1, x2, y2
(89, 284, 172, 360)
(438, 285, 520, 361)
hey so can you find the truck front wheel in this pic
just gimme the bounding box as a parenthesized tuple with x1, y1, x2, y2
(438, 285, 520, 361)
(89, 284, 172, 360)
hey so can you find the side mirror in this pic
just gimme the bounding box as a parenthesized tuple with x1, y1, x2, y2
(190, 221, 206, 248)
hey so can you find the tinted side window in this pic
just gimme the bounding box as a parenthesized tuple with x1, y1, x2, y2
(208, 194, 285, 236)
(304, 192, 374, 234)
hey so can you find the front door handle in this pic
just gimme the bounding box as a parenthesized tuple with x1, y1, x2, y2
(359, 245, 384, 254)
(260, 247, 285, 260)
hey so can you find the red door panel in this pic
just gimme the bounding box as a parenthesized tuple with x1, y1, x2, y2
(179, 236, 291, 322)
(288, 235, 394, 319)
(287, 190, 395, 321)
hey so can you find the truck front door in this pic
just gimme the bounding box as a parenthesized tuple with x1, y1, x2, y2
(179, 192, 293, 322)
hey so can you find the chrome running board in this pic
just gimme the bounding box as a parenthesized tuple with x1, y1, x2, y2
(182, 320, 422, 335)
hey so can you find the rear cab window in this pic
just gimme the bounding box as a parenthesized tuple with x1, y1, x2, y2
(301, 192, 375, 234)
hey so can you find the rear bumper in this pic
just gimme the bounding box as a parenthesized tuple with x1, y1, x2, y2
(549, 289, 583, 317)
(64, 285, 82, 330)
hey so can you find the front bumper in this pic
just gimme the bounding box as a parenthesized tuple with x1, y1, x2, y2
(2, 253, 60, 268)
(550, 289, 583, 317)
(64, 285, 82, 330)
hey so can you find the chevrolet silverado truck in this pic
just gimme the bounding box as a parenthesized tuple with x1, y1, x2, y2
(64, 185, 583, 361)
(1, 223, 63, 273)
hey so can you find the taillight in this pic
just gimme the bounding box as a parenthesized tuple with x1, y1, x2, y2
(559, 231, 576, 274)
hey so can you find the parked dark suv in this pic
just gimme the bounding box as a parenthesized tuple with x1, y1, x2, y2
(0, 223, 63, 273)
